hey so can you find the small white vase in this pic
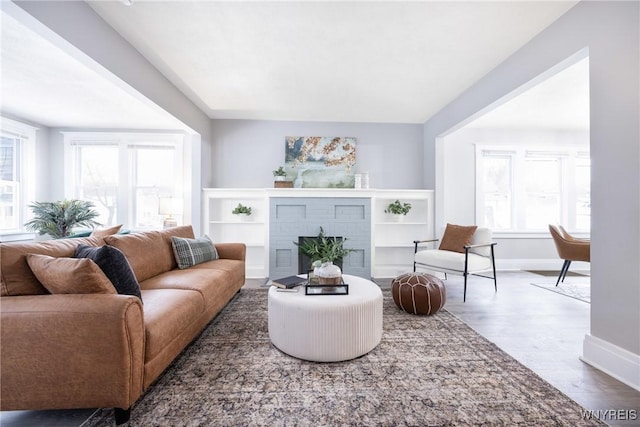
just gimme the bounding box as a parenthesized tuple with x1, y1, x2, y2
(314, 261, 342, 285)
(390, 214, 405, 222)
(237, 213, 251, 222)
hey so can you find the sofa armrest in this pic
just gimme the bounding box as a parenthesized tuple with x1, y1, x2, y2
(215, 243, 246, 261)
(0, 294, 145, 412)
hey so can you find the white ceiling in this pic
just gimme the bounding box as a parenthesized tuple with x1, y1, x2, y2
(1, 1, 583, 129)
(467, 56, 589, 130)
(0, 7, 190, 130)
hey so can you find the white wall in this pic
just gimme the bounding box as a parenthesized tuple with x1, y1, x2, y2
(210, 119, 424, 189)
(424, 1, 639, 388)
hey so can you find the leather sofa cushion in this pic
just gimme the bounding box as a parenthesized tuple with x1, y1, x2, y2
(0, 236, 104, 296)
(25, 254, 116, 295)
(141, 288, 204, 362)
(90, 224, 123, 237)
(104, 226, 194, 283)
(141, 260, 240, 311)
(192, 259, 246, 288)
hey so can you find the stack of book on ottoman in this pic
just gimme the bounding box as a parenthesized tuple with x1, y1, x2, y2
(271, 275, 307, 290)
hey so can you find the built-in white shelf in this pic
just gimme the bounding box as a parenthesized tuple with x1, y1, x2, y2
(203, 188, 434, 279)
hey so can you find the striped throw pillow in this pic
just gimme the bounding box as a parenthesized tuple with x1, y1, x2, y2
(171, 235, 219, 269)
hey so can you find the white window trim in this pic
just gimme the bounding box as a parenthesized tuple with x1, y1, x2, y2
(0, 117, 37, 239)
(475, 144, 590, 234)
(63, 132, 186, 231)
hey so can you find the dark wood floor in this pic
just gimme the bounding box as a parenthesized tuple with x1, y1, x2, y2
(2, 271, 638, 426)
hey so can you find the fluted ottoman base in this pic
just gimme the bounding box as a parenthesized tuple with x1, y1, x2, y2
(268, 274, 383, 362)
(392, 272, 446, 315)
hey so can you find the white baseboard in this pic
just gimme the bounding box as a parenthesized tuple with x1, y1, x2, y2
(496, 259, 590, 272)
(371, 260, 590, 277)
(581, 334, 640, 391)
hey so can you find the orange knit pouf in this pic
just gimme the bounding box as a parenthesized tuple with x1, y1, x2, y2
(391, 272, 446, 315)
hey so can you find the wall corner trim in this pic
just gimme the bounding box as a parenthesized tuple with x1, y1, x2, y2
(581, 334, 640, 391)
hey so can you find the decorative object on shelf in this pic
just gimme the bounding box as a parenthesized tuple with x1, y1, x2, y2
(385, 199, 412, 221)
(305, 283, 349, 295)
(231, 203, 252, 220)
(354, 172, 370, 189)
(159, 196, 181, 229)
(273, 166, 287, 181)
(294, 226, 353, 272)
(285, 136, 356, 188)
(273, 166, 294, 188)
(24, 199, 101, 239)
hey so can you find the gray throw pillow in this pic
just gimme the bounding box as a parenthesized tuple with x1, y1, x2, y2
(171, 235, 219, 269)
(74, 244, 142, 301)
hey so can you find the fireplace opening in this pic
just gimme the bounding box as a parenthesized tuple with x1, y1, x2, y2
(297, 236, 345, 274)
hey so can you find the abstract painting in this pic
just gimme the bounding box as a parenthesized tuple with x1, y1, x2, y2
(285, 136, 356, 188)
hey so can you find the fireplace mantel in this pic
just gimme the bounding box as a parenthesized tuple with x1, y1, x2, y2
(203, 188, 434, 279)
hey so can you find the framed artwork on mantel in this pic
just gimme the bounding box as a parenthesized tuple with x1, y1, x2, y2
(285, 136, 356, 188)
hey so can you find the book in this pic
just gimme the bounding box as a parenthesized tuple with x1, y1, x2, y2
(271, 275, 307, 289)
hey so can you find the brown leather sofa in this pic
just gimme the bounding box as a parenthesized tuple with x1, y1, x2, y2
(0, 225, 246, 424)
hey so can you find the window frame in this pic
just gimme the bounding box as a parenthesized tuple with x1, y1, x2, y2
(475, 145, 590, 235)
(0, 117, 36, 237)
(64, 132, 185, 231)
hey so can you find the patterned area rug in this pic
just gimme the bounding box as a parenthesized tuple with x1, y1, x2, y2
(530, 282, 591, 303)
(84, 289, 603, 426)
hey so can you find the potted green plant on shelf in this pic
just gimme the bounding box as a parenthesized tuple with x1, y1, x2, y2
(384, 199, 412, 221)
(273, 166, 287, 181)
(24, 199, 101, 239)
(273, 166, 293, 188)
(231, 203, 252, 221)
(294, 227, 353, 284)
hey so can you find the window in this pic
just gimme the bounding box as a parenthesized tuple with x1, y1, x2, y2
(65, 133, 185, 230)
(0, 118, 35, 234)
(476, 146, 590, 232)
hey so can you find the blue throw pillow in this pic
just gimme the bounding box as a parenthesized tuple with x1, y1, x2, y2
(74, 244, 142, 301)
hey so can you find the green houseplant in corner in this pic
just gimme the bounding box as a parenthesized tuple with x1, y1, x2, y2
(24, 199, 101, 239)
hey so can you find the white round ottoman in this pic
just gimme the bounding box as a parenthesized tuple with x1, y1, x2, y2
(268, 274, 383, 362)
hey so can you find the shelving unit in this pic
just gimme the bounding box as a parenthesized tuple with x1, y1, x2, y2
(202, 189, 268, 278)
(371, 190, 434, 278)
(203, 188, 434, 279)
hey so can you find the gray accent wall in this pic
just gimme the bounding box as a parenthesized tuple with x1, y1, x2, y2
(210, 119, 424, 189)
(423, 1, 640, 366)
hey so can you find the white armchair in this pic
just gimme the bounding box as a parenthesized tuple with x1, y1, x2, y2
(413, 226, 497, 302)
